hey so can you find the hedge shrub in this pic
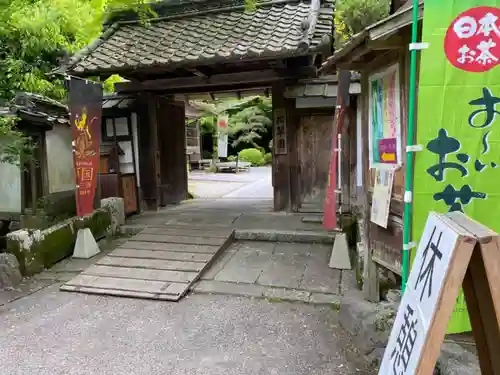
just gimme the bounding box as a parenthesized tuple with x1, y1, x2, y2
(239, 148, 264, 166)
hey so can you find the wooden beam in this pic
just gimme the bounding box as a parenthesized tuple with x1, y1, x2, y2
(368, 36, 405, 51)
(187, 68, 206, 77)
(115, 69, 302, 93)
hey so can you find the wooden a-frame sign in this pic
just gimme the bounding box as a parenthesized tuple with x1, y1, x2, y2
(378, 211, 500, 375)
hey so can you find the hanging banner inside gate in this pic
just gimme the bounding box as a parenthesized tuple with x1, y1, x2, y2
(217, 115, 229, 158)
(69, 78, 103, 217)
(413, 0, 500, 334)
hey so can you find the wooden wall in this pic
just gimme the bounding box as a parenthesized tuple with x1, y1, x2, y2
(357, 32, 413, 300)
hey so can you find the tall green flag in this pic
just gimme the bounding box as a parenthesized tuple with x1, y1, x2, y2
(413, 1, 500, 334)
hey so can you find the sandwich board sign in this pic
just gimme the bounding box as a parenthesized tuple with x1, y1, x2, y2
(379, 211, 500, 375)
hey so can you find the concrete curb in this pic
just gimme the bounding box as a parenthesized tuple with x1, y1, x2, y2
(120, 225, 335, 244)
(119, 224, 147, 235)
(192, 279, 341, 305)
(234, 229, 335, 244)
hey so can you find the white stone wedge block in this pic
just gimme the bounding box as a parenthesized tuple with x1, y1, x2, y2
(328, 232, 351, 270)
(72, 228, 100, 259)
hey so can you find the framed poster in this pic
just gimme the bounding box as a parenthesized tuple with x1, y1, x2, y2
(368, 64, 402, 168)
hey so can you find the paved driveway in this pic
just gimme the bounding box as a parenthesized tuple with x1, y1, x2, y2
(189, 167, 272, 199)
(0, 284, 364, 375)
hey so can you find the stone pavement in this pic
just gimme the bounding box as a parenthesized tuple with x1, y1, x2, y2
(188, 166, 272, 199)
(195, 241, 357, 304)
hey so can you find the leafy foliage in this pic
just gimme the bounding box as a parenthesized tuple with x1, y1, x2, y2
(0, 0, 158, 102)
(0, 0, 258, 162)
(239, 148, 264, 166)
(190, 96, 272, 156)
(0, 116, 35, 165)
(0, 0, 149, 162)
(334, 0, 390, 47)
(263, 152, 272, 165)
(228, 96, 271, 152)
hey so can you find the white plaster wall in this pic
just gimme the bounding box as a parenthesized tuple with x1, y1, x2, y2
(131, 113, 140, 186)
(0, 162, 21, 213)
(45, 125, 75, 193)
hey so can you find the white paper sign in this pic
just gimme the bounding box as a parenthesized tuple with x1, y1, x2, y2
(378, 213, 460, 375)
(371, 167, 395, 228)
(218, 133, 228, 158)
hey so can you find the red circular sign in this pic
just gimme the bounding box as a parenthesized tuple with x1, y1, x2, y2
(444, 6, 500, 73)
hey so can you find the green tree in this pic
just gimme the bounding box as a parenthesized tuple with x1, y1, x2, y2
(190, 96, 272, 158)
(334, 0, 390, 47)
(0, 0, 149, 163)
(227, 96, 272, 153)
(0, 116, 35, 165)
(0, 0, 258, 163)
(189, 97, 258, 165)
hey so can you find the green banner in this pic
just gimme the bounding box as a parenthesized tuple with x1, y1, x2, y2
(413, 0, 500, 334)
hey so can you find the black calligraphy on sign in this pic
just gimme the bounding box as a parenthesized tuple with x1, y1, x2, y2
(274, 108, 287, 155)
(390, 304, 418, 375)
(426, 128, 467, 182)
(427, 87, 499, 214)
(433, 184, 486, 212)
(426, 127, 488, 212)
(414, 226, 444, 301)
(468, 87, 500, 129)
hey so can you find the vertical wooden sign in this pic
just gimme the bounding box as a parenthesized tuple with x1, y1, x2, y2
(378, 211, 500, 375)
(274, 108, 287, 155)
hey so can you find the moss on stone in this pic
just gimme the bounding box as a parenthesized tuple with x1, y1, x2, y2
(38, 222, 76, 272)
(78, 208, 112, 240)
(6, 208, 113, 276)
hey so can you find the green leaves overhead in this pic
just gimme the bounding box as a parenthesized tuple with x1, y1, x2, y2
(334, 0, 390, 47)
(0, 0, 153, 101)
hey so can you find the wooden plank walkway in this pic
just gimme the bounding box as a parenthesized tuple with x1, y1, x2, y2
(60, 225, 234, 301)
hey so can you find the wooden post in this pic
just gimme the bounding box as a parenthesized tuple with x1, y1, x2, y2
(148, 94, 161, 210)
(30, 159, 37, 213)
(271, 82, 291, 212)
(360, 75, 379, 302)
(288, 105, 300, 212)
(128, 113, 141, 213)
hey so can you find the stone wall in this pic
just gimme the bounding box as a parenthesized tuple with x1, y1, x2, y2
(6, 207, 113, 276)
(339, 290, 480, 375)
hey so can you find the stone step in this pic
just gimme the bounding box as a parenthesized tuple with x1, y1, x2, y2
(234, 229, 334, 244)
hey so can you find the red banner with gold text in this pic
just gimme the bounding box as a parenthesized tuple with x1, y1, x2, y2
(69, 78, 103, 217)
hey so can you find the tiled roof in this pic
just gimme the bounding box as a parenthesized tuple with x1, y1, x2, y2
(65, 0, 334, 75)
(0, 92, 69, 128)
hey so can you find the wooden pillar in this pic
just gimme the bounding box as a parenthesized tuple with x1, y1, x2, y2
(288, 106, 300, 212)
(137, 93, 161, 210)
(157, 98, 188, 205)
(272, 82, 295, 212)
(360, 76, 380, 302)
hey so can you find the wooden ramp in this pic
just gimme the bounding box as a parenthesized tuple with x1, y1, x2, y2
(60, 226, 234, 301)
